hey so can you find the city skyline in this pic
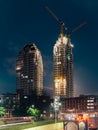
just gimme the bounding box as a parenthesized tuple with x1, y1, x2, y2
(0, 0, 98, 96)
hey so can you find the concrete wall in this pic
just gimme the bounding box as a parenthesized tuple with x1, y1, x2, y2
(23, 122, 63, 130)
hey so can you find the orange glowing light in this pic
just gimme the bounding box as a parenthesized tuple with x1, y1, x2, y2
(75, 114, 89, 122)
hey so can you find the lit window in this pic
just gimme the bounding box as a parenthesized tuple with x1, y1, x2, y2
(56, 62, 61, 65)
(87, 103, 94, 105)
(43, 100, 46, 103)
(87, 100, 94, 102)
(25, 75, 28, 78)
(16, 66, 21, 70)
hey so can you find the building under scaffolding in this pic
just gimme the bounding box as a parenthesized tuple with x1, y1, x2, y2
(53, 34, 74, 98)
(16, 44, 43, 97)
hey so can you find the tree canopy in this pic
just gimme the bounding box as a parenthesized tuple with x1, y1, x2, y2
(0, 107, 6, 116)
(27, 107, 39, 118)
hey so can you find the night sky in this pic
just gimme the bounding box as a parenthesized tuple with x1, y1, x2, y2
(0, 0, 98, 96)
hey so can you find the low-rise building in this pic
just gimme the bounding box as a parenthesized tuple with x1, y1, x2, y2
(60, 95, 98, 113)
(0, 93, 18, 117)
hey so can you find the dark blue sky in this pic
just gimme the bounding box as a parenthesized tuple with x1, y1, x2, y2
(0, 0, 98, 96)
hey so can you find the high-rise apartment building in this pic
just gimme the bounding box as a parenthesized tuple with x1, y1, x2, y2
(16, 44, 43, 97)
(46, 6, 76, 98)
(53, 34, 73, 98)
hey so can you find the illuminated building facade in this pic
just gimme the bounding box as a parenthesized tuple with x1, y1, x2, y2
(61, 95, 98, 113)
(53, 34, 73, 98)
(16, 44, 43, 97)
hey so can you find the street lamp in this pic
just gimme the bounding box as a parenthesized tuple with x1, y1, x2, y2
(54, 96, 61, 123)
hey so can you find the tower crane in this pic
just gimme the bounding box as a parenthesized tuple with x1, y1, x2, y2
(45, 6, 86, 36)
(70, 22, 86, 35)
(45, 6, 67, 35)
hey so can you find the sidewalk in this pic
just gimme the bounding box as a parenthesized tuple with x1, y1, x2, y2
(23, 122, 63, 130)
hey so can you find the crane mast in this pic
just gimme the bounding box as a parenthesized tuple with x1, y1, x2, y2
(45, 6, 67, 35)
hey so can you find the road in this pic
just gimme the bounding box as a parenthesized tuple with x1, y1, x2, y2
(0, 122, 29, 129)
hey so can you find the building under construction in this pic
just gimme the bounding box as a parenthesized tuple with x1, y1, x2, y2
(45, 6, 82, 98)
(53, 34, 74, 98)
(16, 44, 43, 97)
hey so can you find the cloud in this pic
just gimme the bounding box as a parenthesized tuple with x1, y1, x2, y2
(3, 57, 16, 75)
(43, 55, 53, 88)
(43, 86, 53, 97)
(74, 65, 91, 96)
(43, 55, 53, 75)
(1, 41, 20, 75)
(74, 65, 98, 96)
(8, 41, 20, 53)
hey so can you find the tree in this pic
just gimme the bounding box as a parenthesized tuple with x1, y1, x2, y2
(27, 106, 40, 119)
(0, 107, 6, 117)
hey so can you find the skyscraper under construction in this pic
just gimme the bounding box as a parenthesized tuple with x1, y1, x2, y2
(45, 6, 74, 98)
(53, 34, 74, 98)
(16, 44, 43, 97)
